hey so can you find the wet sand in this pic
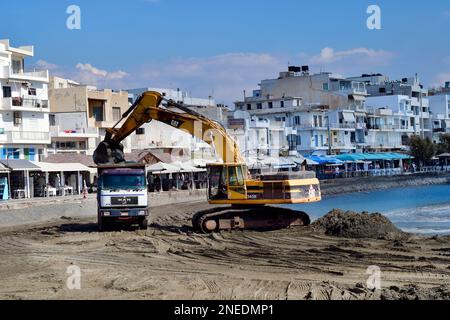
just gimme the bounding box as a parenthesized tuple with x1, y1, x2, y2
(0, 201, 449, 300)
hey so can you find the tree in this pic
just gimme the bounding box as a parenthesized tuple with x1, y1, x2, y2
(436, 133, 450, 155)
(408, 135, 436, 166)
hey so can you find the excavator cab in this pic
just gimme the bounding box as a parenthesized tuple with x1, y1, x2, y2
(207, 164, 248, 201)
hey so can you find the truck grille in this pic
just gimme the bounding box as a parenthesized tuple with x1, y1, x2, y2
(111, 196, 139, 205)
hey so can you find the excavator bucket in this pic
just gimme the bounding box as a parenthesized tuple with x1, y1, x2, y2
(93, 140, 125, 165)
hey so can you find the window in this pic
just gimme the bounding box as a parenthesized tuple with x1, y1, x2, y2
(12, 60, 22, 74)
(13, 111, 22, 125)
(294, 116, 301, 126)
(280, 101, 285, 108)
(112, 107, 121, 122)
(2, 86, 11, 98)
(323, 83, 329, 91)
(246, 104, 251, 110)
(49, 114, 56, 126)
(296, 135, 302, 146)
(28, 88, 37, 96)
(257, 103, 262, 110)
(56, 142, 77, 149)
(136, 128, 145, 135)
(313, 115, 318, 127)
(268, 102, 273, 109)
(24, 148, 35, 161)
(314, 135, 319, 147)
(92, 106, 104, 121)
(2, 148, 20, 159)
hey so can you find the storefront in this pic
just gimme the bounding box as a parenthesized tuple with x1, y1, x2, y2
(33, 162, 95, 196)
(0, 159, 41, 199)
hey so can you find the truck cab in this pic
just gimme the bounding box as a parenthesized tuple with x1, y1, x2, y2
(97, 164, 149, 231)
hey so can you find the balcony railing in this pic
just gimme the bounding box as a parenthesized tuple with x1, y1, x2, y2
(10, 69, 49, 80)
(0, 131, 50, 142)
(8, 97, 49, 109)
(50, 126, 98, 136)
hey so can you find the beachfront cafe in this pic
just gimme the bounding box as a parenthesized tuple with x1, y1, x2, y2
(0, 159, 94, 199)
(146, 161, 207, 192)
(335, 153, 413, 177)
(304, 153, 414, 179)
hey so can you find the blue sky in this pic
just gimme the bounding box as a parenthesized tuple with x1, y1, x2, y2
(1, 0, 450, 105)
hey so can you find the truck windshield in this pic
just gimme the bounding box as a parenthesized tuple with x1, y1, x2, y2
(101, 175, 146, 191)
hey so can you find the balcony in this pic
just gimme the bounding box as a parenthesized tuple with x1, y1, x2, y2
(0, 97, 49, 111)
(9, 69, 49, 82)
(0, 131, 50, 144)
(247, 105, 303, 115)
(50, 126, 99, 138)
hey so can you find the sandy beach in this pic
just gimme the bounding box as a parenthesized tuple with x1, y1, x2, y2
(0, 201, 449, 300)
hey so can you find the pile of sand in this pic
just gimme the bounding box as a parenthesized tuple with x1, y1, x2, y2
(312, 209, 408, 240)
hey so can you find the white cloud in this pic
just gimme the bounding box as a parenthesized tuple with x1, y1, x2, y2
(128, 53, 286, 106)
(76, 63, 128, 80)
(34, 59, 58, 70)
(40, 48, 396, 106)
(310, 47, 393, 65)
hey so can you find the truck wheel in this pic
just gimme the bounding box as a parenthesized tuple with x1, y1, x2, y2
(139, 218, 148, 230)
(98, 217, 109, 232)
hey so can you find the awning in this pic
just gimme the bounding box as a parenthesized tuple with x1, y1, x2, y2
(0, 159, 40, 171)
(342, 112, 356, 122)
(287, 155, 319, 166)
(33, 162, 93, 173)
(334, 153, 413, 162)
(147, 162, 181, 174)
(305, 155, 344, 165)
(349, 94, 366, 102)
(0, 163, 10, 173)
(172, 162, 206, 173)
(438, 153, 450, 158)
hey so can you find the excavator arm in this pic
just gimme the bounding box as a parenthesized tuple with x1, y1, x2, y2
(93, 91, 244, 165)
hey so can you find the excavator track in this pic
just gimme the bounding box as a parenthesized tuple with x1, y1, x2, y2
(192, 206, 310, 233)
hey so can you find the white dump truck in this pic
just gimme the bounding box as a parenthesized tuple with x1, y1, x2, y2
(96, 164, 149, 231)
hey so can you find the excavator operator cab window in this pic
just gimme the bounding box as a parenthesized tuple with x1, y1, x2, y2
(208, 165, 228, 200)
(228, 165, 245, 186)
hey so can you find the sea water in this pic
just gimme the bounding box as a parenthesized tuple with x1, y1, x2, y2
(286, 184, 450, 235)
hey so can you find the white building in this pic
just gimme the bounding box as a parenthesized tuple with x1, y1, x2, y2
(0, 39, 50, 161)
(365, 75, 431, 139)
(234, 67, 367, 155)
(428, 90, 450, 142)
(48, 76, 130, 156)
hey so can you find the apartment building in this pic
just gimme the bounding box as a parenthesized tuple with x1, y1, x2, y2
(0, 39, 50, 161)
(364, 75, 431, 139)
(428, 84, 450, 142)
(234, 67, 366, 155)
(48, 76, 130, 155)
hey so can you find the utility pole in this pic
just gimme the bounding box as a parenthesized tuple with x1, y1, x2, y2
(327, 116, 332, 155)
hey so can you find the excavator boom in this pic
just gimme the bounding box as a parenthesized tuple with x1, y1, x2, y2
(94, 91, 244, 165)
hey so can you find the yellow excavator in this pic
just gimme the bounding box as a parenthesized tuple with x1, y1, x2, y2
(93, 91, 321, 233)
